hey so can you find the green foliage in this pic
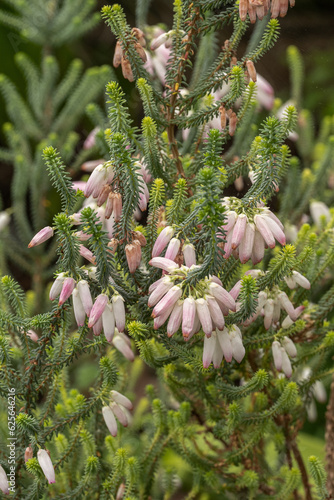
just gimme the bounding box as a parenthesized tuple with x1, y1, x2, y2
(0, 1, 333, 499)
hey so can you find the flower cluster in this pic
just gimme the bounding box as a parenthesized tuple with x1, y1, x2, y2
(102, 390, 133, 437)
(203, 325, 245, 369)
(271, 337, 297, 378)
(239, 0, 295, 23)
(149, 228, 237, 364)
(113, 28, 147, 81)
(230, 269, 309, 329)
(48, 274, 134, 359)
(219, 197, 286, 264)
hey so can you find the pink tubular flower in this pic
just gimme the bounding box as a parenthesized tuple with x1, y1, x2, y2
(149, 257, 179, 273)
(93, 317, 103, 336)
(239, 223, 255, 264)
(285, 271, 310, 290)
(110, 402, 128, 427)
(203, 334, 217, 368)
(49, 273, 65, 301)
(152, 226, 174, 257)
(281, 347, 292, 378)
(167, 300, 183, 337)
(182, 243, 196, 267)
(217, 329, 233, 362)
(231, 214, 247, 250)
(111, 390, 133, 410)
(102, 303, 115, 342)
(154, 303, 175, 330)
(282, 336, 297, 358)
(148, 276, 173, 307)
(206, 296, 225, 330)
(77, 280, 93, 315)
(58, 278, 76, 306)
(102, 406, 118, 436)
(195, 298, 213, 337)
(28, 226, 54, 248)
(112, 329, 134, 361)
(72, 288, 86, 327)
(272, 341, 282, 371)
(165, 238, 180, 261)
(254, 215, 275, 248)
(37, 449, 56, 484)
(182, 297, 196, 337)
(112, 294, 126, 332)
(152, 285, 182, 318)
(208, 282, 236, 313)
(84, 163, 114, 199)
(88, 294, 108, 328)
(0, 465, 9, 494)
(79, 245, 96, 265)
(230, 327, 245, 363)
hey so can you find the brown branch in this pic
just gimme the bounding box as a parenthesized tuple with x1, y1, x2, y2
(291, 440, 313, 500)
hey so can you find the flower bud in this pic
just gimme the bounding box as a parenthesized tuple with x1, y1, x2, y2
(88, 294, 108, 328)
(272, 341, 282, 371)
(149, 257, 179, 273)
(102, 303, 115, 343)
(112, 294, 126, 332)
(282, 336, 297, 358)
(182, 297, 196, 337)
(152, 286, 182, 318)
(72, 288, 86, 327)
(112, 193, 123, 222)
(231, 214, 247, 250)
(77, 280, 93, 316)
(167, 300, 183, 337)
(79, 245, 96, 265)
(49, 273, 66, 301)
(102, 405, 118, 436)
(113, 330, 134, 361)
(281, 347, 292, 378)
(27, 330, 39, 342)
(182, 243, 196, 267)
(228, 111, 237, 136)
(196, 298, 213, 337)
(28, 226, 54, 248)
(37, 449, 56, 484)
(25, 445, 33, 463)
(121, 56, 134, 82)
(246, 60, 257, 82)
(165, 237, 180, 261)
(152, 226, 174, 257)
(111, 390, 133, 410)
(58, 278, 76, 306)
(113, 40, 123, 68)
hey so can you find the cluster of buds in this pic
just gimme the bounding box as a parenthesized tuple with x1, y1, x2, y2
(49, 274, 133, 359)
(113, 28, 146, 82)
(219, 197, 286, 265)
(149, 227, 237, 343)
(231, 269, 309, 329)
(125, 230, 147, 273)
(239, 0, 295, 23)
(271, 336, 297, 378)
(102, 390, 133, 436)
(203, 325, 245, 368)
(83, 160, 150, 222)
